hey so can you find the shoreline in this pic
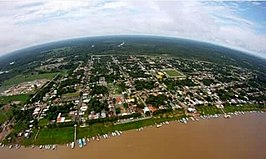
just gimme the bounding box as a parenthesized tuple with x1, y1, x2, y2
(0, 112, 265, 159)
(0, 110, 264, 150)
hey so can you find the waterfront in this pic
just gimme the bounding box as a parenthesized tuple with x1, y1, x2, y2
(0, 112, 265, 159)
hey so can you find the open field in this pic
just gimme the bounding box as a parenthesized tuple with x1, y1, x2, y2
(25, 127, 74, 145)
(38, 118, 50, 127)
(2, 72, 58, 86)
(108, 83, 122, 95)
(0, 94, 30, 105)
(163, 69, 184, 77)
(62, 92, 80, 98)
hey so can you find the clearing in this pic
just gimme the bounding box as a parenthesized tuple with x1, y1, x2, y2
(163, 69, 184, 78)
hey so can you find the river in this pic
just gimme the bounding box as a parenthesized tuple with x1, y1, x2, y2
(0, 112, 265, 159)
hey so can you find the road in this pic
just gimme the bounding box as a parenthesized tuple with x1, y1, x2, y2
(30, 73, 60, 102)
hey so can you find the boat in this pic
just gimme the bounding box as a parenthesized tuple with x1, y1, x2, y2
(78, 139, 83, 148)
(82, 138, 86, 146)
(116, 130, 121, 135)
(70, 142, 75, 149)
(183, 118, 187, 124)
(15, 144, 20, 149)
(156, 123, 162, 128)
(224, 114, 231, 118)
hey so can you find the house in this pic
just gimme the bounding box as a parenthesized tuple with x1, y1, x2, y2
(187, 107, 196, 113)
(116, 96, 123, 104)
(143, 107, 150, 114)
(147, 105, 157, 113)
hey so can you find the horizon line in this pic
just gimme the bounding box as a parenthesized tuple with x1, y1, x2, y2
(1, 34, 265, 60)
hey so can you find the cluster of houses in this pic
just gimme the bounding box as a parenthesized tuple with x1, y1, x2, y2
(12, 54, 264, 141)
(1, 79, 48, 96)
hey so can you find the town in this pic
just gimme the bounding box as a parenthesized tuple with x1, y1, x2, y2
(0, 54, 265, 149)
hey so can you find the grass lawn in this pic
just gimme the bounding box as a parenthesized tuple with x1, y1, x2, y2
(163, 69, 184, 77)
(62, 92, 80, 98)
(0, 94, 30, 105)
(60, 69, 69, 76)
(38, 118, 50, 127)
(108, 83, 121, 95)
(2, 72, 58, 86)
(27, 127, 74, 145)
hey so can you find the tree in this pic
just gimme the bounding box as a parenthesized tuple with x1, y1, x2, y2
(115, 108, 121, 114)
(123, 103, 128, 108)
(145, 111, 151, 116)
(88, 98, 107, 113)
(137, 103, 145, 109)
(112, 98, 116, 104)
(146, 94, 168, 108)
(90, 86, 108, 96)
(135, 80, 155, 90)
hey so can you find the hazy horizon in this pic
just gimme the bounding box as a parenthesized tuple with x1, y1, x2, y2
(1, 35, 265, 61)
(0, 1, 265, 58)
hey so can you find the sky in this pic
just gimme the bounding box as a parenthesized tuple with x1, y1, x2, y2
(0, 0, 265, 59)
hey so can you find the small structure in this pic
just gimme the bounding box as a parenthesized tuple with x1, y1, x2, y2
(187, 107, 196, 113)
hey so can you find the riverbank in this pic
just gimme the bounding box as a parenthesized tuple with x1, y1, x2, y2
(0, 112, 265, 159)
(2, 104, 263, 146)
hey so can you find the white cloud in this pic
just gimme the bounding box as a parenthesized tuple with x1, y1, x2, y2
(0, 0, 265, 59)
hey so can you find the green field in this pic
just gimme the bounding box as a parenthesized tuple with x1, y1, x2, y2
(108, 83, 122, 95)
(28, 127, 74, 145)
(38, 118, 50, 127)
(2, 72, 58, 86)
(62, 92, 80, 98)
(163, 69, 184, 77)
(0, 94, 30, 105)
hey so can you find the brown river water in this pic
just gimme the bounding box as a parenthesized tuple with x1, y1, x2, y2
(0, 113, 265, 159)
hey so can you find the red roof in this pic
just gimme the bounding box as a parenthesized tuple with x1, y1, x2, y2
(147, 105, 157, 112)
(116, 97, 122, 103)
